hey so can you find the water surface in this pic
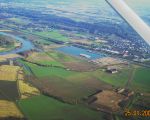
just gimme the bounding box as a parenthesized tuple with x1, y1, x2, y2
(0, 32, 34, 55)
(57, 46, 106, 60)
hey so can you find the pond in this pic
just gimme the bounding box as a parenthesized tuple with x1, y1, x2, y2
(57, 46, 107, 60)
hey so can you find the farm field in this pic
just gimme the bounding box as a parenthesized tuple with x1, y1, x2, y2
(0, 47, 149, 120)
(24, 62, 76, 78)
(26, 52, 64, 67)
(130, 67, 150, 92)
(0, 65, 20, 81)
(0, 64, 25, 119)
(29, 75, 111, 103)
(22, 61, 131, 88)
(35, 30, 69, 41)
(90, 90, 125, 112)
(18, 52, 113, 102)
(0, 100, 23, 118)
(92, 67, 132, 87)
(18, 51, 136, 104)
(0, 1, 150, 119)
(0, 65, 21, 101)
(25, 51, 99, 72)
(18, 80, 40, 99)
(18, 95, 105, 120)
(46, 50, 80, 62)
(0, 50, 149, 120)
(0, 81, 19, 101)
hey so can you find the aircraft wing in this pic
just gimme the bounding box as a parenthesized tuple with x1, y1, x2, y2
(106, 0, 150, 46)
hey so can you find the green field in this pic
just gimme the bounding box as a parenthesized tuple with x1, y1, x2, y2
(39, 61, 64, 66)
(26, 63, 130, 88)
(17, 55, 132, 103)
(92, 68, 131, 87)
(34, 38, 53, 46)
(131, 67, 150, 92)
(18, 95, 104, 120)
(35, 30, 69, 41)
(19, 51, 82, 79)
(23, 61, 76, 78)
(46, 51, 78, 62)
(18, 51, 132, 88)
(18, 57, 109, 101)
(26, 52, 64, 67)
(18, 51, 150, 105)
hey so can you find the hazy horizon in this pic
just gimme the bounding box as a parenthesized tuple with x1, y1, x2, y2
(1, 0, 150, 25)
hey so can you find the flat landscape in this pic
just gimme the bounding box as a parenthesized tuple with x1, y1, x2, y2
(0, 0, 150, 120)
(130, 67, 150, 92)
(18, 95, 105, 120)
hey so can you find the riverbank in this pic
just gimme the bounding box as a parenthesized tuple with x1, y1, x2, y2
(0, 32, 34, 55)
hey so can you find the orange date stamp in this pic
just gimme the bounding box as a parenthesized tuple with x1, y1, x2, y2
(124, 109, 150, 117)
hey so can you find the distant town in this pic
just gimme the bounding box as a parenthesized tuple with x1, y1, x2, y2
(0, 3, 150, 64)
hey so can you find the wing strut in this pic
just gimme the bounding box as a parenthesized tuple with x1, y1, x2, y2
(106, 0, 150, 45)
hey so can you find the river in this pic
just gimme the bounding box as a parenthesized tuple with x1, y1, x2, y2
(0, 32, 34, 55)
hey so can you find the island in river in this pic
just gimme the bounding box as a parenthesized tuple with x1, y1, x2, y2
(0, 32, 34, 55)
(0, 34, 21, 52)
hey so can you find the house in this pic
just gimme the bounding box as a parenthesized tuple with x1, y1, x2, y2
(106, 67, 118, 74)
